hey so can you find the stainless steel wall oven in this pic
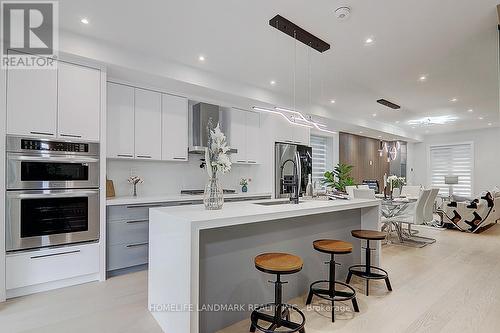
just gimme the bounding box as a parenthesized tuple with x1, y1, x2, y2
(6, 136, 100, 251)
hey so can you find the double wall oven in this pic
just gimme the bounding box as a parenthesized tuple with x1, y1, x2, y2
(6, 136, 100, 252)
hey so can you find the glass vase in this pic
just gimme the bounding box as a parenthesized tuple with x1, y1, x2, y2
(203, 176, 224, 210)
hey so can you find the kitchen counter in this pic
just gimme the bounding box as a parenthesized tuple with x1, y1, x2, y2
(106, 192, 272, 206)
(148, 198, 381, 333)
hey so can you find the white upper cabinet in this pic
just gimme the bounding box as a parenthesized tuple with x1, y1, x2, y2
(228, 109, 247, 164)
(293, 126, 310, 146)
(162, 94, 188, 161)
(7, 62, 57, 137)
(273, 114, 310, 146)
(107, 83, 135, 158)
(227, 109, 260, 164)
(57, 61, 100, 141)
(134, 88, 162, 160)
(245, 111, 260, 164)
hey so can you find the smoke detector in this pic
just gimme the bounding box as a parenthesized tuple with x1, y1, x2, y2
(334, 6, 351, 20)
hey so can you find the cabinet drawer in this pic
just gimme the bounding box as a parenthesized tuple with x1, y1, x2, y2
(107, 243, 148, 271)
(6, 243, 99, 290)
(107, 219, 149, 246)
(107, 205, 150, 222)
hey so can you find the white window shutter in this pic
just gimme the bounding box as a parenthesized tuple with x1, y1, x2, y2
(311, 135, 328, 189)
(429, 143, 473, 197)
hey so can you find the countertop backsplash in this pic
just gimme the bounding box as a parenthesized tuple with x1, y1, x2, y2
(106, 158, 271, 197)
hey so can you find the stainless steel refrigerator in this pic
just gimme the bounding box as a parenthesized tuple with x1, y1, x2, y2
(275, 142, 313, 199)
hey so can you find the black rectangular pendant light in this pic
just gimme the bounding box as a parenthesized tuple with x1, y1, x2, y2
(269, 15, 330, 53)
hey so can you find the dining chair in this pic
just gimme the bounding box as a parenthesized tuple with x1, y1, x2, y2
(345, 185, 357, 197)
(357, 185, 370, 190)
(383, 189, 436, 247)
(424, 188, 440, 225)
(353, 188, 376, 199)
(401, 185, 422, 199)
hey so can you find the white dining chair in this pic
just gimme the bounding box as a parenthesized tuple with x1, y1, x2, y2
(401, 185, 422, 199)
(357, 185, 370, 190)
(345, 185, 357, 197)
(353, 188, 376, 199)
(424, 188, 439, 224)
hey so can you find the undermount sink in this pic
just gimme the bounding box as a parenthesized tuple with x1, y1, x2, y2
(254, 200, 302, 206)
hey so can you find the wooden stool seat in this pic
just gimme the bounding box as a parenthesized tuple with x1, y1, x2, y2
(313, 239, 353, 254)
(351, 229, 386, 240)
(254, 253, 303, 274)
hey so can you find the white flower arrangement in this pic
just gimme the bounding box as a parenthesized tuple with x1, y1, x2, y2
(205, 123, 232, 178)
(387, 175, 405, 190)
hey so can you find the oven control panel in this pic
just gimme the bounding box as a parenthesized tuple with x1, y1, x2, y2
(21, 139, 89, 152)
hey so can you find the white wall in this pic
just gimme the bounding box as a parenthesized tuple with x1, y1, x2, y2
(409, 127, 500, 194)
(106, 159, 270, 197)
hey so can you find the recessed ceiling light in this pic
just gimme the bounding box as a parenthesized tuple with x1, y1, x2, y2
(270, 80, 276, 86)
(365, 37, 374, 45)
(372, 113, 377, 117)
(330, 99, 336, 104)
(198, 55, 205, 62)
(467, 109, 474, 113)
(412, 126, 416, 129)
(488, 122, 492, 126)
(395, 120, 400, 124)
(479, 116, 484, 120)
(378, 135, 382, 138)
(419, 75, 427, 82)
(80, 18, 89, 25)
(450, 97, 458, 102)
(359, 131, 363, 134)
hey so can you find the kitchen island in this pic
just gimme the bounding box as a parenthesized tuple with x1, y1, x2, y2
(148, 198, 381, 333)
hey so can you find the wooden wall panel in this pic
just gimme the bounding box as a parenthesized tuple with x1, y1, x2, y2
(339, 132, 390, 191)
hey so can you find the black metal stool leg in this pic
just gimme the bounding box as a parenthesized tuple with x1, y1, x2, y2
(305, 287, 314, 305)
(345, 270, 353, 284)
(385, 276, 392, 291)
(351, 297, 360, 312)
(329, 254, 336, 323)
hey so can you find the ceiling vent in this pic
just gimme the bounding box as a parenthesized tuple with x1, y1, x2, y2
(377, 99, 401, 110)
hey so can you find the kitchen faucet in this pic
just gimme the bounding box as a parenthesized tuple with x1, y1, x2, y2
(280, 152, 301, 204)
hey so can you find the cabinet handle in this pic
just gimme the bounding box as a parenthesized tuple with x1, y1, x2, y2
(117, 154, 133, 158)
(30, 131, 54, 136)
(248, 161, 257, 164)
(30, 249, 80, 259)
(137, 155, 152, 159)
(126, 204, 163, 209)
(60, 134, 82, 138)
(178, 201, 194, 206)
(173, 157, 186, 160)
(126, 219, 149, 224)
(236, 160, 246, 163)
(126, 242, 148, 248)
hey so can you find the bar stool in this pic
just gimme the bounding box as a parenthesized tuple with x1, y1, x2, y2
(250, 253, 306, 333)
(346, 230, 392, 296)
(306, 240, 359, 322)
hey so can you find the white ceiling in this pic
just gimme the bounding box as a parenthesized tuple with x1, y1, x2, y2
(60, 0, 500, 136)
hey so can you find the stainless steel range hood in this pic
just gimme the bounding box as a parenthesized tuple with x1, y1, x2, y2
(188, 102, 237, 154)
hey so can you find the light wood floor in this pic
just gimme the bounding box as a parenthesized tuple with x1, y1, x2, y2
(1, 224, 499, 333)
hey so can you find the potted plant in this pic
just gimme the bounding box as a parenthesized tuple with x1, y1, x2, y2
(239, 178, 251, 193)
(127, 176, 144, 197)
(322, 163, 355, 192)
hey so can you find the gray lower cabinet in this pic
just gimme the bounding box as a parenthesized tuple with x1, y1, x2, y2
(106, 195, 271, 273)
(107, 205, 151, 272)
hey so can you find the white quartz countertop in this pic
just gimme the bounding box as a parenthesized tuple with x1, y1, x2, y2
(150, 198, 381, 229)
(106, 192, 272, 206)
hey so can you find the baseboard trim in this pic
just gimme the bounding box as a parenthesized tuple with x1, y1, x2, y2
(6, 273, 100, 299)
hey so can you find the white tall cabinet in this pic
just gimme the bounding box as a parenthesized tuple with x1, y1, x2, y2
(57, 62, 101, 141)
(6, 59, 101, 141)
(162, 94, 188, 161)
(107, 83, 135, 158)
(6, 66, 58, 137)
(134, 89, 162, 160)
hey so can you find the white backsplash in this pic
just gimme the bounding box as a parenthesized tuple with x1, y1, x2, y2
(106, 157, 271, 197)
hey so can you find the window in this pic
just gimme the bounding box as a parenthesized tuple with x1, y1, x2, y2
(311, 135, 328, 189)
(429, 143, 473, 197)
